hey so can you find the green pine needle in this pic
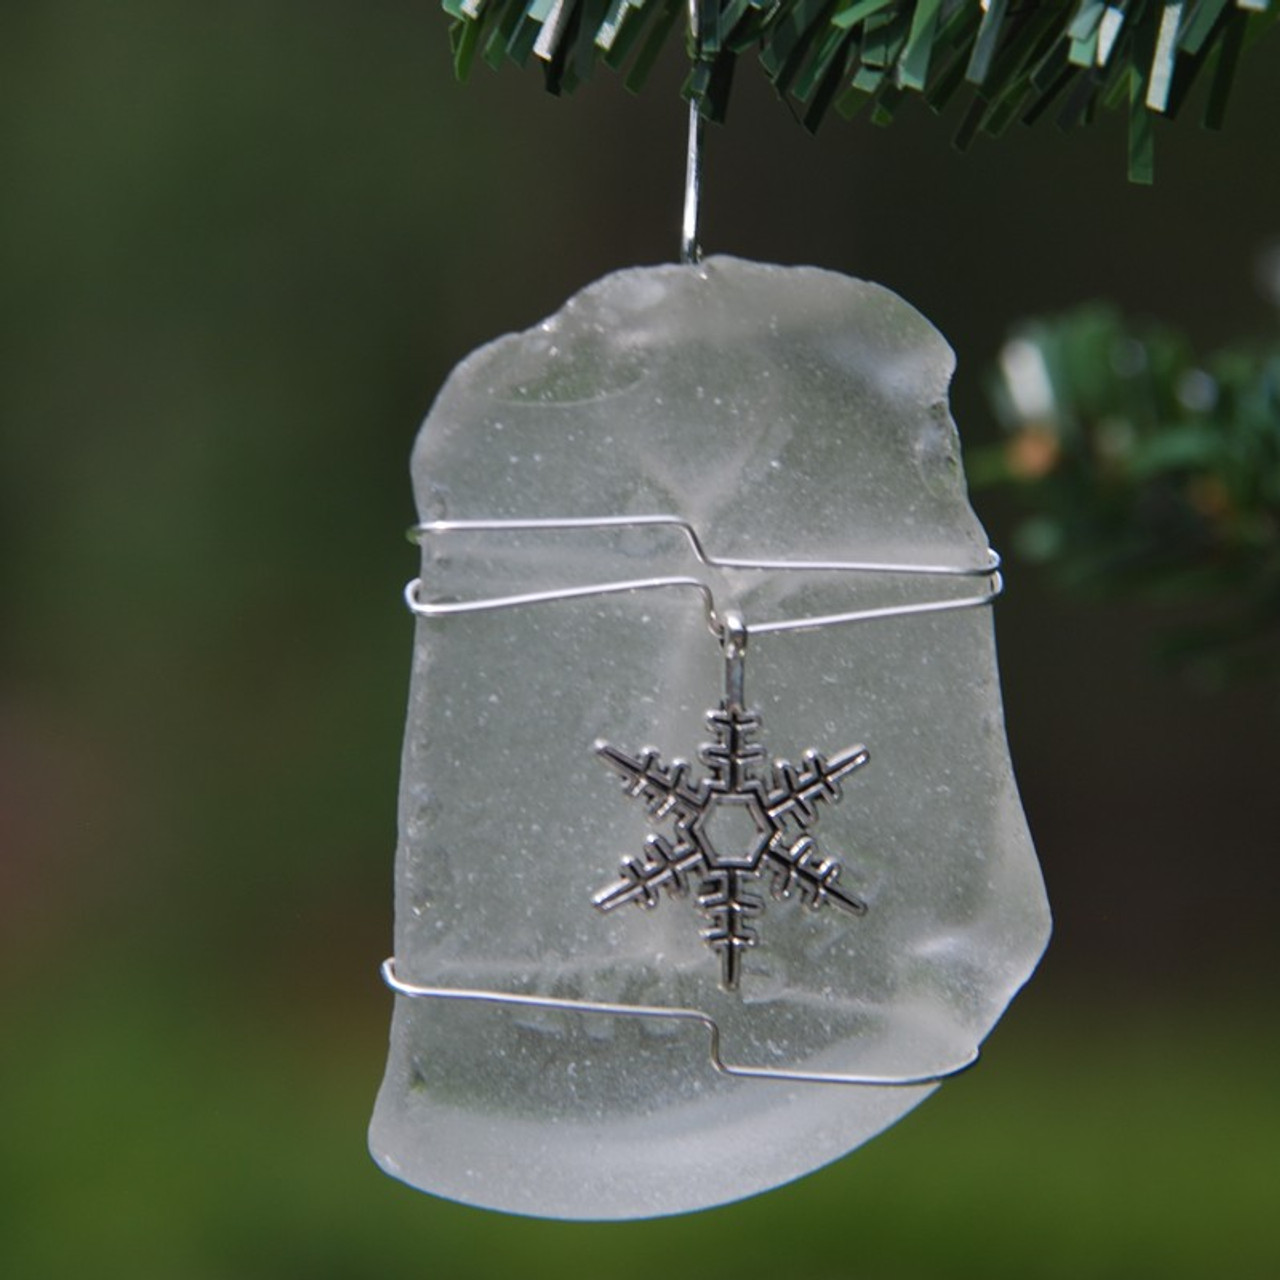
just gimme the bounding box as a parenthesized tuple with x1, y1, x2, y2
(978, 303, 1280, 681)
(439, 0, 1276, 177)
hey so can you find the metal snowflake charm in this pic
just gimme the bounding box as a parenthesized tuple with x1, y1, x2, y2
(593, 615, 868, 989)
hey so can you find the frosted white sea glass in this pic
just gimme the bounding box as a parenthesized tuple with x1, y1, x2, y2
(369, 256, 1051, 1220)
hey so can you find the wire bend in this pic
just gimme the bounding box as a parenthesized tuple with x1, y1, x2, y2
(381, 958, 977, 1088)
(405, 514, 1003, 639)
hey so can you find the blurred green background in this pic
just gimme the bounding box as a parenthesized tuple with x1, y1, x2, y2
(2, 2, 1278, 1277)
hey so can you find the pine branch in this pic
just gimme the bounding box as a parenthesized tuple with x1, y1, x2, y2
(440, 0, 1277, 180)
(976, 303, 1280, 682)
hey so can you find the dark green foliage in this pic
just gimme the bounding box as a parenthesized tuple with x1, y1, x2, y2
(978, 305, 1280, 680)
(439, 0, 1277, 180)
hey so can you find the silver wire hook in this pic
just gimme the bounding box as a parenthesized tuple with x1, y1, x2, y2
(680, 0, 704, 264)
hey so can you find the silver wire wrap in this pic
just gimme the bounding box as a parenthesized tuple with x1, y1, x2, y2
(380, 958, 978, 1087)
(404, 514, 1003, 641)
(390, 514, 1001, 1085)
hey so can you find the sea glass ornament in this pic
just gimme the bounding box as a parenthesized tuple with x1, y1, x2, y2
(369, 256, 1051, 1220)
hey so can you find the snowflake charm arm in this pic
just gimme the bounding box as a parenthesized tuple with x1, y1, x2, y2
(593, 833, 703, 910)
(595, 742, 703, 822)
(767, 745, 869, 829)
(698, 870, 763, 990)
(764, 835, 867, 915)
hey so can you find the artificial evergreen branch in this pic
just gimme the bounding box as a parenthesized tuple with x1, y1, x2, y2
(441, 0, 1276, 180)
(976, 305, 1280, 681)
